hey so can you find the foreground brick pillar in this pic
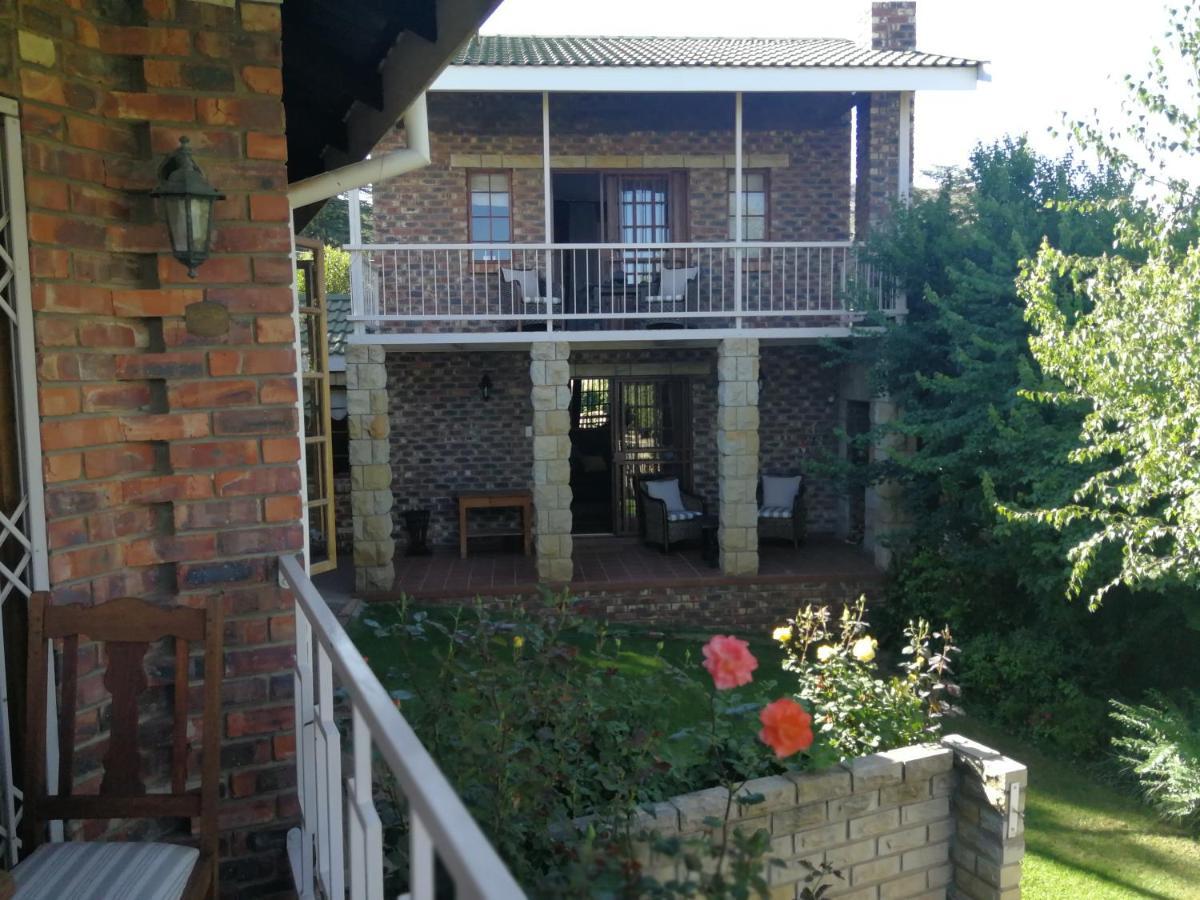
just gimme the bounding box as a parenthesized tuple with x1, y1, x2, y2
(530, 341, 572, 583)
(942, 734, 1028, 900)
(348, 345, 394, 591)
(11, 0, 302, 890)
(716, 338, 759, 576)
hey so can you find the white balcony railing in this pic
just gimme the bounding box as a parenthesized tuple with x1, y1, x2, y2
(280, 554, 525, 900)
(348, 242, 899, 341)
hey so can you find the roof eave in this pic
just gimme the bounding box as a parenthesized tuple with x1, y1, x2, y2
(430, 63, 985, 93)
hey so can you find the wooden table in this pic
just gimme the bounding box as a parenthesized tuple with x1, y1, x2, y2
(457, 490, 533, 559)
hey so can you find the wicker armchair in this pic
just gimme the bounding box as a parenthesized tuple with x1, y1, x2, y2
(758, 474, 807, 550)
(636, 477, 706, 553)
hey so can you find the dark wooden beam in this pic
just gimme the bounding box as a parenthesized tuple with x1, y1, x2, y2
(283, 21, 385, 111)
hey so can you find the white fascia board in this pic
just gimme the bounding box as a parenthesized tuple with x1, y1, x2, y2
(430, 64, 983, 93)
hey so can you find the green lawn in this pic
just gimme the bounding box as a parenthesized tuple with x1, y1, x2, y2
(349, 606, 1200, 899)
(951, 717, 1200, 900)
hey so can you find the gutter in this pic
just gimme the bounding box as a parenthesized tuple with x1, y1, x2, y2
(286, 93, 431, 209)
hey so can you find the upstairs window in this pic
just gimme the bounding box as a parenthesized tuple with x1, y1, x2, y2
(469, 171, 512, 261)
(727, 171, 768, 242)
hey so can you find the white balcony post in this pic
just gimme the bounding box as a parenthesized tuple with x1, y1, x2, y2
(542, 91, 554, 332)
(733, 92, 744, 328)
(349, 188, 366, 337)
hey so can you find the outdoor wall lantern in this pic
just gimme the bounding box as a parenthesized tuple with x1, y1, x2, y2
(479, 373, 494, 401)
(152, 136, 225, 278)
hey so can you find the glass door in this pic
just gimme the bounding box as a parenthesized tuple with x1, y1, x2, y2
(612, 377, 693, 534)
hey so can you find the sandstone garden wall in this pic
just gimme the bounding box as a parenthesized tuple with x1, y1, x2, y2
(620, 737, 1025, 900)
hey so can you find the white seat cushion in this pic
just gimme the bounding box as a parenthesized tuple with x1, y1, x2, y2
(759, 506, 793, 519)
(762, 475, 802, 509)
(13, 841, 199, 900)
(666, 510, 702, 522)
(644, 478, 686, 513)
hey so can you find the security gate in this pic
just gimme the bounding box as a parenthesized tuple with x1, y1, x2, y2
(0, 99, 51, 867)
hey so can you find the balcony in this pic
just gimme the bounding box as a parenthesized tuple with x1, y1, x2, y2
(280, 554, 525, 899)
(346, 241, 901, 346)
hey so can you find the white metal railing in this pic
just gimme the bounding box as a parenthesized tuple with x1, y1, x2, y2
(347, 241, 897, 338)
(280, 554, 525, 900)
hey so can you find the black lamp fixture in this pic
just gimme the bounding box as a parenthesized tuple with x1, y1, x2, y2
(151, 137, 225, 278)
(479, 373, 494, 401)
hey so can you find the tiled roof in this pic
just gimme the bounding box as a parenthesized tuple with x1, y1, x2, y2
(327, 293, 352, 358)
(454, 36, 978, 69)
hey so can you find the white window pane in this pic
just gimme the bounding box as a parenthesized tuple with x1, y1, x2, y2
(490, 174, 509, 192)
(746, 173, 765, 191)
(490, 191, 510, 210)
(747, 219, 766, 240)
(747, 194, 765, 216)
(469, 173, 491, 190)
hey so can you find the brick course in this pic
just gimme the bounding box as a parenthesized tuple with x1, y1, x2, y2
(7, 1, 300, 893)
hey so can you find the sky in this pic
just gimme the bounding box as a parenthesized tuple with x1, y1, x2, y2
(479, 0, 1176, 187)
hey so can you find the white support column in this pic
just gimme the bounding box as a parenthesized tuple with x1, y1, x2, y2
(733, 92, 744, 328)
(348, 188, 366, 339)
(542, 91, 554, 332)
(897, 91, 912, 205)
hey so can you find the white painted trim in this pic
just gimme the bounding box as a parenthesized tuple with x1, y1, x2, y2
(0, 98, 17, 119)
(4, 117, 47, 591)
(348, 190, 365, 340)
(898, 91, 912, 204)
(431, 64, 984, 93)
(734, 92, 743, 328)
(349, 326, 867, 349)
(542, 91, 553, 333)
(345, 240, 856, 252)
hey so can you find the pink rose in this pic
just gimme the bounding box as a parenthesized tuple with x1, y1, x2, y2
(701, 635, 758, 690)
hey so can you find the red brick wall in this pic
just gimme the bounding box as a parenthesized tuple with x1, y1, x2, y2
(12, 1, 299, 894)
(372, 91, 855, 245)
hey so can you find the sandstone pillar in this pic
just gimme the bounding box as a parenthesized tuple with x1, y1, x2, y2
(717, 338, 759, 576)
(530, 342, 573, 583)
(348, 345, 394, 591)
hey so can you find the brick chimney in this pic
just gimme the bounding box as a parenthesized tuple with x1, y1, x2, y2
(870, 1, 917, 51)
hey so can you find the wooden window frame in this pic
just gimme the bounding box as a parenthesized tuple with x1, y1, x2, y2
(467, 169, 514, 273)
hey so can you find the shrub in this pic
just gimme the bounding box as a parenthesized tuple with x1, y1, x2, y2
(775, 597, 961, 759)
(1110, 692, 1200, 827)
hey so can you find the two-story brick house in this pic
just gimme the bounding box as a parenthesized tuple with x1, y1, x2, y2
(342, 3, 985, 596)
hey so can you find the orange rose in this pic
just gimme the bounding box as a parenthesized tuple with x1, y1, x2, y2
(701, 635, 758, 690)
(758, 698, 814, 758)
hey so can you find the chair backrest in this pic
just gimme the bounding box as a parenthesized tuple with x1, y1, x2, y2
(500, 266, 541, 299)
(655, 266, 698, 299)
(24, 594, 223, 858)
(760, 474, 803, 508)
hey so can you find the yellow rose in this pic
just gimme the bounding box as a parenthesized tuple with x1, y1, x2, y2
(772, 625, 792, 644)
(815, 645, 836, 662)
(852, 636, 878, 663)
(513, 635, 525, 650)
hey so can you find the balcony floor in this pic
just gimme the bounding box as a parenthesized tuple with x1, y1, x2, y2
(368, 535, 880, 601)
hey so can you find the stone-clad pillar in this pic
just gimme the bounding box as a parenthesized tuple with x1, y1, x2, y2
(348, 345, 394, 592)
(717, 338, 759, 576)
(530, 342, 573, 583)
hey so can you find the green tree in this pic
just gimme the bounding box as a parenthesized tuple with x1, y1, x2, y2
(1012, 4, 1200, 615)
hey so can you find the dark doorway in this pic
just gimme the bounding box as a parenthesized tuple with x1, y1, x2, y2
(552, 173, 603, 310)
(845, 400, 871, 544)
(569, 376, 694, 534)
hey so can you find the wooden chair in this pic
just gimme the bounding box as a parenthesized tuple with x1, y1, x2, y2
(14, 594, 223, 900)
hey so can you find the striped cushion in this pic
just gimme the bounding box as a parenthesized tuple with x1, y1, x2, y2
(759, 506, 793, 519)
(13, 841, 199, 900)
(666, 510, 701, 522)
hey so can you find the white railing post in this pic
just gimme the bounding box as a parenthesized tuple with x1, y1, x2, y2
(291, 601, 316, 897)
(733, 92, 744, 329)
(347, 708, 383, 900)
(542, 92, 554, 332)
(349, 189, 366, 339)
(315, 645, 345, 899)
